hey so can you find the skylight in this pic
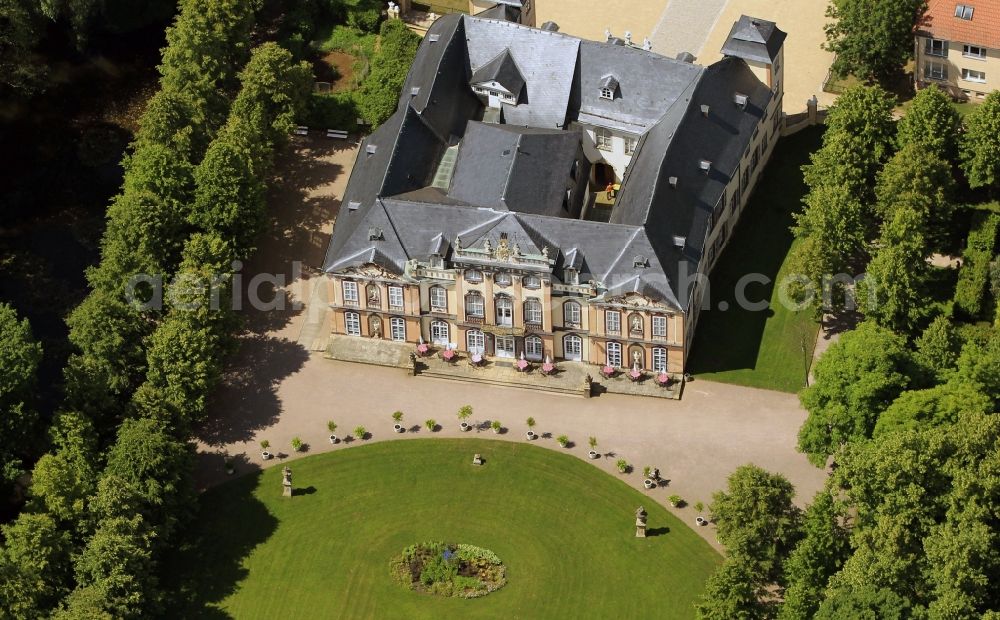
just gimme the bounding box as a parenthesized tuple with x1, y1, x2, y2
(955, 4, 974, 19)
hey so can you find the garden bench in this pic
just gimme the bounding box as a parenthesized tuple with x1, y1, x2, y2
(293, 126, 309, 136)
(326, 129, 349, 140)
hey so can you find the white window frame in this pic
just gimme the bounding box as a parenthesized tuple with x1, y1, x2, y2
(523, 275, 541, 289)
(496, 296, 513, 326)
(525, 336, 543, 361)
(345, 311, 360, 336)
(465, 269, 483, 283)
(494, 271, 512, 287)
(624, 136, 637, 155)
(430, 286, 447, 312)
(600, 87, 613, 100)
(467, 330, 485, 355)
(430, 320, 449, 345)
(388, 285, 404, 309)
(955, 4, 973, 19)
(925, 60, 948, 81)
(926, 38, 948, 57)
(389, 317, 406, 342)
(495, 335, 516, 358)
(605, 310, 621, 334)
(524, 299, 543, 324)
(652, 347, 667, 372)
(963, 44, 986, 59)
(564, 301, 581, 326)
(652, 315, 667, 339)
(595, 127, 613, 151)
(563, 334, 582, 361)
(962, 68, 986, 83)
(466, 292, 485, 317)
(342, 281, 359, 304)
(606, 341, 622, 367)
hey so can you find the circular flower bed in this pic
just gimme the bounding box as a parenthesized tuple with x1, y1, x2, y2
(390, 542, 507, 598)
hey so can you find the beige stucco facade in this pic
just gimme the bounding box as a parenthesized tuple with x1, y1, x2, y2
(916, 34, 999, 100)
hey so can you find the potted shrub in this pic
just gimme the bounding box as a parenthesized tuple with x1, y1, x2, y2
(491, 420, 502, 434)
(541, 356, 555, 375)
(442, 347, 456, 362)
(655, 372, 672, 388)
(458, 405, 472, 431)
(291, 437, 303, 452)
(525, 416, 537, 440)
(416, 338, 430, 357)
(695, 516, 708, 526)
(642, 465, 652, 479)
(470, 352, 484, 366)
(327, 421, 338, 444)
(695, 501, 704, 513)
(354, 425, 367, 441)
(556, 435, 569, 448)
(600, 365, 615, 379)
(392, 410, 404, 433)
(643, 478, 656, 489)
(516, 352, 530, 372)
(668, 494, 684, 508)
(260, 440, 272, 460)
(425, 419, 436, 432)
(628, 366, 643, 382)
(587, 436, 599, 459)
(224, 458, 235, 475)
(616, 459, 629, 474)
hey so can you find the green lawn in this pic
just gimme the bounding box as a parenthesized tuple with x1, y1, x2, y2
(686, 127, 823, 393)
(175, 440, 720, 619)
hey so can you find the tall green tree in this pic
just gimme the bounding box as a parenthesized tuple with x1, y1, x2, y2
(0, 0, 47, 98)
(824, 0, 927, 83)
(798, 321, 912, 465)
(896, 85, 961, 161)
(822, 84, 898, 182)
(27, 412, 99, 528)
(0, 512, 73, 619)
(0, 303, 43, 490)
(874, 144, 953, 251)
(873, 381, 992, 437)
(356, 19, 421, 126)
(912, 314, 961, 383)
(814, 585, 919, 619)
(960, 91, 1000, 194)
(696, 555, 771, 620)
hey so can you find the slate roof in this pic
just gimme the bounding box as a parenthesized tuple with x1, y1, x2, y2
(720, 15, 786, 64)
(470, 49, 526, 98)
(918, 0, 1000, 49)
(477, 3, 522, 23)
(322, 14, 780, 313)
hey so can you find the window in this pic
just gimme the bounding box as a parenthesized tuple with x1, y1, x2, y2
(624, 136, 637, 155)
(564, 300, 581, 326)
(430, 286, 447, 312)
(496, 296, 513, 326)
(389, 317, 406, 341)
(564, 268, 579, 285)
(761, 128, 769, 154)
(523, 275, 541, 289)
(605, 310, 621, 335)
(751, 148, 760, 173)
(431, 320, 449, 345)
(342, 281, 358, 304)
(925, 60, 948, 81)
(525, 336, 543, 361)
(595, 127, 613, 151)
(345, 311, 360, 336)
(652, 347, 667, 372)
(366, 284, 381, 308)
(465, 292, 485, 317)
(652, 315, 667, 339)
(963, 44, 986, 59)
(741, 166, 750, 192)
(465, 269, 483, 283)
(600, 87, 614, 100)
(467, 330, 485, 354)
(955, 4, 973, 19)
(563, 334, 582, 361)
(606, 341, 622, 367)
(524, 299, 543, 324)
(388, 285, 404, 309)
(962, 68, 986, 83)
(494, 271, 512, 286)
(926, 38, 948, 57)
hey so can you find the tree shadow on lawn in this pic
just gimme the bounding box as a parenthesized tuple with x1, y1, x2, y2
(687, 126, 824, 375)
(164, 471, 279, 618)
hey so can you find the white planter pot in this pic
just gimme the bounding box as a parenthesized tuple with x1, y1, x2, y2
(329, 435, 338, 444)
(460, 422, 470, 431)
(492, 427, 501, 434)
(526, 431, 536, 440)
(696, 516, 708, 526)
(261, 451, 272, 460)
(643, 479, 655, 489)
(588, 450, 599, 459)
(394, 424, 404, 433)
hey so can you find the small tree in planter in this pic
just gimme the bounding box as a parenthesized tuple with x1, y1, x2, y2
(425, 419, 437, 432)
(668, 495, 684, 508)
(556, 435, 569, 448)
(525, 416, 537, 440)
(291, 437, 303, 452)
(327, 421, 338, 443)
(354, 425, 367, 441)
(616, 459, 629, 474)
(392, 410, 404, 433)
(694, 501, 704, 513)
(587, 436, 599, 459)
(260, 440, 272, 460)
(491, 420, 502, 434)
(642, 466, 652, 479)
(458, 405, 473, 431)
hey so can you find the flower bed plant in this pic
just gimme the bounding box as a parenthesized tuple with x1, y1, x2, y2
(389, 542, 507, 598)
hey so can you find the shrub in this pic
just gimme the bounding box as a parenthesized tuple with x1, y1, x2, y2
(291, 437, 302, 451)
(327, 421, 337, 433)
(354, 426, 367, 440)
(425, 419, 436, 431)
(669, 494, 684, 506)
(491, 420, 501, 431)
(588, 436, 598, 450)
(301, 91, 359, 131)
(391, 542, 506, 599)
(616, 459, 629, 473)
(643, 466, 652, 478)
(526, 416, 536, 429)
(556, 435, 569, 447)
(347, 7, 382, 33)
(392, 411, 403, 423)
(954, 211, 1000, 318)
(260, 439, 270, 451)
(458, 405, 473, 421)
(695, 501, 704, 512)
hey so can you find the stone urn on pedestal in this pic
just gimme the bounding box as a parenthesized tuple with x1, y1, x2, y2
(635, 506, 648, 538)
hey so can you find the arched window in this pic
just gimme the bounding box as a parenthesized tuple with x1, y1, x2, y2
(563, 334, 582, 361)
(523, 275, 541, 289)
(563, 301, 581, 326)
(465, 292, 485, 317)
(429, 286, 447, 312)
(495, 271, 512, 286)
(465, 269, 483, 283)
(652, 347, 667, 373)
(389, 317, 406, 341)
(495, 295, 513, 326)
(430, 320, 449, 345)
(524, 298, 543, 324)
(467, 329, 485, 354)
(525, 336, 544, 361)
(345, 311, 360, 336)
(606, 341, 623, 367)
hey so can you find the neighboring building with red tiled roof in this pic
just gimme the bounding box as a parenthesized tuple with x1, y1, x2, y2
(916, 0, 1000, 100)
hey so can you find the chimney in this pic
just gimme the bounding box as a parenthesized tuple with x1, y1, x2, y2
(699, 159, 712, 174)
(734, 93, 748, 108)
(668, 176, 678, 188)
(672, 235, 686, 248)
(700, 104, 710, 117)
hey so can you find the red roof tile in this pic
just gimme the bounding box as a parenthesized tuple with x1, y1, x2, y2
(919, 0, 1000, 48)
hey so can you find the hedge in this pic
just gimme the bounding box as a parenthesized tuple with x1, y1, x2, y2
(954, 211, 1000, 318)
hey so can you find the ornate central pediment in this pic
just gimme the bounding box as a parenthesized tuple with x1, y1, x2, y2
(339, 263, 402, 281)
(603, 292, 674, 311)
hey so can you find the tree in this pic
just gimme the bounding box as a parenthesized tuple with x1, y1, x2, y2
(814, 586, 919, 619)
(858, 204, 932, 333)
(0, 513, 73, 618)
(227, 42, 312, 150)
(779, 491, 851, 619)
(696, 556, 770, 620)
(356, 20, 421, 126)
(873, 381, 992, 436)
(0, 0, 47, 98)
(802, 130, 875, 202)
(798, 321, 911, 465)
(823, 0, 927, 83)
(912, 314, 960, 383)
(822, 84, 898, 181)
(952, 329, 1000, 410)
(0, 303, 43, 490)
(874, 144, 953, 250)
(896, 85, 961, 161)
(27, 412, 99, 527)
(960, 91, 1000, 194)
(710, 465, 803, 584)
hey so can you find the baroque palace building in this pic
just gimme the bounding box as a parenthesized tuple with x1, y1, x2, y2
(322, 11, 785, 375)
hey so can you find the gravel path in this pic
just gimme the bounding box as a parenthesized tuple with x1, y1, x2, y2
(649, 0, 731, 59)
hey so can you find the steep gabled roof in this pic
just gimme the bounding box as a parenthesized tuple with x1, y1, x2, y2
(720, 15, 786, 63)
(918, 0, 1000, 49)
(470, 48, 526, 97)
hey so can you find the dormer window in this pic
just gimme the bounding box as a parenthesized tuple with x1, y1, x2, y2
(699, 159, 712, 174)
(564, 268, 579, 285)
(600, 87, 614, 100)
(734, 93, 748, 108)
(429, 254, 444, 269)
(599, 74, 619, 100)
(955, 4, 973, 19)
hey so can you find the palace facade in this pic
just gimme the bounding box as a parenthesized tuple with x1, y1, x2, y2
(322, 12, 785, 376)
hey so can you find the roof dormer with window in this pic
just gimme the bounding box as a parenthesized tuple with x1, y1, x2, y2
(599, 74, 619, 100)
